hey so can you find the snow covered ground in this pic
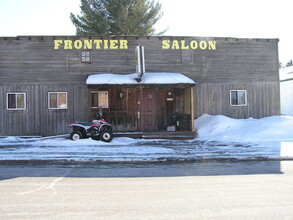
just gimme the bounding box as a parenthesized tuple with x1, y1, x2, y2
(1, 114, 293, 162)
(195, 114, 293, 142)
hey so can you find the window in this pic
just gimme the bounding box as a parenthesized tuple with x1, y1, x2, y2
(230, 90, 247, 106)
(80, 50, 92, 63)
(6, 93, 26, 110)
(48, 92, 67, 109)
(91, 91, 108, 108)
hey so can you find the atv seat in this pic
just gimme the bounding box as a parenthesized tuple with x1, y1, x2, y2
(76, 121, 92, 126)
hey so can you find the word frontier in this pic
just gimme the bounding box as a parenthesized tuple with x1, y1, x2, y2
(54, 39, 128, 50)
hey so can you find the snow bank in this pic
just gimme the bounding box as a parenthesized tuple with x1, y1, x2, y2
(1, 115, 293, 161)
(0, 137, 22, 143)
(0, 136, 146, 147)
(1, 114, 293, 146)
(195, 114, 293, 142)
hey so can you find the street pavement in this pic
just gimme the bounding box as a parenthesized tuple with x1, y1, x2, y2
(0, 161, 293, 219)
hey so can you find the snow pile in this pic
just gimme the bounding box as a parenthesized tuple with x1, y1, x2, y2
(195, 114, 293, 142)
(0, 136, 23, 143)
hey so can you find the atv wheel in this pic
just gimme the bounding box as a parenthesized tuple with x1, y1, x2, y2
(70, 131, 83, 141)
(100, 130, 113, 142)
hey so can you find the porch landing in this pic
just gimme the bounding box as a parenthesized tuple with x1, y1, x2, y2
(113, 131, 196, 140)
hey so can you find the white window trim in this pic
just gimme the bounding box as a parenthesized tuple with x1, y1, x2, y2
(91, 91, 109, 108)
(6, 92, 26, 110)
(48, 92, 68, 110)
(230, 90, 247, 107)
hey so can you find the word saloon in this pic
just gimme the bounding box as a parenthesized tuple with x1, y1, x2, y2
(162, 40, 217, 50)
(54, 39, 129, 50)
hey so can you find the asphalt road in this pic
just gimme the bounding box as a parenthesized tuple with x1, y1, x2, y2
(0, 161, 293, 219)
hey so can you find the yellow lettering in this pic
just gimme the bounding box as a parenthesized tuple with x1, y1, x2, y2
(83, 40, 92, 49)
(208, 41, 216, 50)
(64, 40, 73, 49)
(181, 40, 189, 49)
(110, 40, 118, 49)
(199, 41, 207, 50)
(119, 40, 128, 49)
(54, 40, 63, 50)
(74, 40, 82, 49)
(171, 40, 180, 49)
(104, 40, 109, 49)
(94, 40, 103, 49)
(162, 40, 170, 49)
(53, 39, 133, 50)
(53, 39, 214, 51)
(190, 40, 198, 49)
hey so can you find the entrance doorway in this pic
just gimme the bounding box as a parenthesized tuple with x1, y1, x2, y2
(138, 90, 163, 131)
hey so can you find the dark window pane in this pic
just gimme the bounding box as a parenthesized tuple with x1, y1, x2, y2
(91, 93, 99, 107)
(8, 94, 16, 108)
(231, 91, 238, 105)
(49, 93, 57, 108)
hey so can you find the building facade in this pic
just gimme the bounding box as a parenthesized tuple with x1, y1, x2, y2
(280, 66, 293, 115)
(0, 36, 280, 136)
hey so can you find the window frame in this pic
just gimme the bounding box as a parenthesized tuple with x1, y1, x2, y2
(6, 92, 27, 110)
(48, 92, 68, 110)
(91, 91, 109, 108)
(80, 50, 92, 63)
(230, 90, 247, 107)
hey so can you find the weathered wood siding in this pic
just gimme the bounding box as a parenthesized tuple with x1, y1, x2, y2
(195, 82, 280, 118)
(0, 36, 279, 83)
(0, 36, 280, 136)
(0, 84, 88, 136)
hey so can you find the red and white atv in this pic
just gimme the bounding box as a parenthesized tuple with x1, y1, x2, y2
(69, 113, 113, 142)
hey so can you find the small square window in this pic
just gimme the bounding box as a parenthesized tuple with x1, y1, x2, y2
(81, 50, 92, 63)
(91, 91, 108, 108)
(230, 90, 247, 106)
(6, 93, 26, 110)
(48, 92, 67, 109)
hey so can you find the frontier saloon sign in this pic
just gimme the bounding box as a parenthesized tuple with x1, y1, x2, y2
(53, 39, 217, 51)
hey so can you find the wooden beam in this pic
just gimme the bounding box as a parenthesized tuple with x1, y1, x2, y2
(140, 86, 144, 132)
(190, 86, 195, 132)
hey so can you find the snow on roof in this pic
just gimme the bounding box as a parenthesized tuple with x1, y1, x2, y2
(86, 72, 195, 85)
(280, 66, 293, 81)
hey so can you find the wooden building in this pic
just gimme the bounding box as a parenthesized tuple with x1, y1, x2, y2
(0, 36, 280, 137)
